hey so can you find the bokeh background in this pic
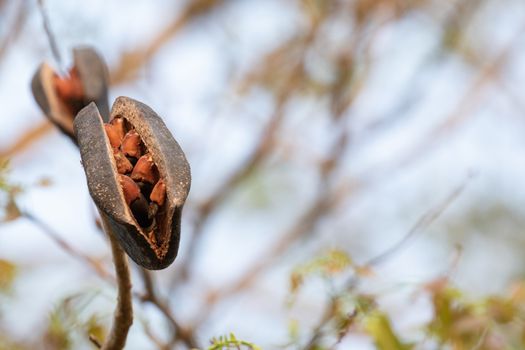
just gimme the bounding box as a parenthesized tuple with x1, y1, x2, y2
(1, 0, 525, 349)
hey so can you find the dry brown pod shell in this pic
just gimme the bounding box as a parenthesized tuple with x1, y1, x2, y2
(31, 46, 109, 142)
(74, 97, 191, 269)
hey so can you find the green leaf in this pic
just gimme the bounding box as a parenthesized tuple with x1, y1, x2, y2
(364, 312, 412, 350)
(0, 159, 9, 191)
(288, 319, 300, 344)
(207, 333, 261, 350)
(486, 296, 515, 324)
(0, 260, 16, 292)
(84, 314, 106, 345)
(46, 310, 72, 350)
(0, 337, 26, 350)
(290, 249, 353, 295)
(2, 196, 21, 222)
(43, 291, 106, 349)
(0, 160, 22, 223)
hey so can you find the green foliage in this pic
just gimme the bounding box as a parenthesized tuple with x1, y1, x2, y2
(334, 293, 375, 335)
(364, 312, 413, 350)
(290, 249, 353, 296)
(0, 160, 21, 222)
(84, 314, 106, 346)
(424, 279, 525, 349)
(2, 196, 20, 222)
(46, 310, 72, 350)
(286, 249, 525, 349)
(287, 319, 300, 345)
(287, 250, 380, 348)
(0, 338, 26, 350)
(0, 258, 19, 348)
(44, 292, 106, 350)
(0, 260, 16, 294)
(208, 333, 261, 350)
(0, 160, 9, 192)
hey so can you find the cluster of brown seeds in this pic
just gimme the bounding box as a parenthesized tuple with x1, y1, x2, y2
(104, 117, 166, 231)
(53, 67, 85, 116)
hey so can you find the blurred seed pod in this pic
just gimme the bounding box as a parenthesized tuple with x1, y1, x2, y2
(31, 46, 109, 142)
(74, 97, 191, 270)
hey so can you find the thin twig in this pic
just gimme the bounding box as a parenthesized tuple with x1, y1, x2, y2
(0, 121, 53, 160)
(36, 0, 64, 74)
(0, 1, 28, 63)
(364, 175, 472, 267)
(142, 319, 168, 350)
(110, 0, 225, 84)
(99, 213, 133, 350)
(89, 334, 102, 349)
(139, 269, 198, 349)
(23, 211, 112, 281)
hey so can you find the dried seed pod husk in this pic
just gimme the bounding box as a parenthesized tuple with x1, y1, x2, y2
(74, 97, 191, 270)
(31, 47, 109, 142)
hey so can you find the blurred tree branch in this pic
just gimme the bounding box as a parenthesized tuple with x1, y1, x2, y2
(23, 211, 112, 281)
(0, 1, 28, 63)
(139, 269, 198, 349)
(110, 0, 226, 84)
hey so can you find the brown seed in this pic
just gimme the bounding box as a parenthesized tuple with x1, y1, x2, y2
(150, 180, 166, 206)
(131, 154, 158, 184)
(105, 117, 127, 148)
(53, 67, 84, 102)
(110, 116, 126, 141)
(113, 148, 133, 174)
(105, 124, 122, 148)
(118, 174, 140, 206)
(121, 130, 142, 158)
(53, 67, 85, 116)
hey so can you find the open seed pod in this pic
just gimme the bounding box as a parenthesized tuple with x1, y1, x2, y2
(31, 46, 109, 142)
(74, 97, 191, 269)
